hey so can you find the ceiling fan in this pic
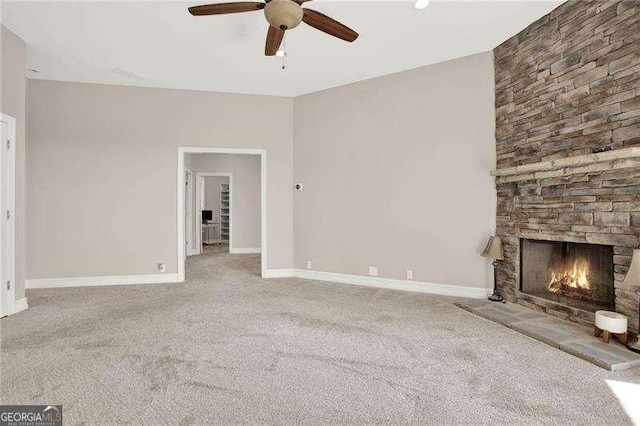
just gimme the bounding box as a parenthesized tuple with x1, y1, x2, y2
(188, 0, 359, 56)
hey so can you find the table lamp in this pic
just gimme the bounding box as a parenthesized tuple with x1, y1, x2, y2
(623, 249, 640, 353)
(482, 235, 504, 302)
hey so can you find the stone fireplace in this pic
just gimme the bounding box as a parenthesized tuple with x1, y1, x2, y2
(491, 148, 640, 332)
(520, 239, 614, 313)
(492, 0, 640, 332)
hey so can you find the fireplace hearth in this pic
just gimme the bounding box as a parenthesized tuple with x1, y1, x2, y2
(520, 239, 615, 313)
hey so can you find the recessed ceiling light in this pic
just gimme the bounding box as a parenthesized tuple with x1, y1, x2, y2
(414, 0, 430, 10)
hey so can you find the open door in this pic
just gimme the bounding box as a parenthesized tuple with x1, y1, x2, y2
(1, 114, 16, 317)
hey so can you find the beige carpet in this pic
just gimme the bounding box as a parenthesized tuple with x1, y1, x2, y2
(1, 248, 639, 424)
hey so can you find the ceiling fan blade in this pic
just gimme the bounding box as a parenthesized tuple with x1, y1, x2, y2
(188, 2, 265, 16)
(265, 25, 285, 56)
(302, 8, 358, 42)
(294, 0, 312, 4)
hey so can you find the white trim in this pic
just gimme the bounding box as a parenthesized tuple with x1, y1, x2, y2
(178, 147, 267, 279)
(198, 175, 205, 252)
(196, 172, 232, 253)
(12, 297, 28, 314)
(0, 114, 16, 317)
(230, 247, 261, 254)
(260, 152, 267, 278)
(178, 151, 186, 281)
(263, 269, 295, 278)
(263, 269, 489, 298)
(185, 168, 195, 256)
(26, 273, 181, 289)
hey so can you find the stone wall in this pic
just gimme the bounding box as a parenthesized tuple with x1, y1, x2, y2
(493, 0, 640, 332)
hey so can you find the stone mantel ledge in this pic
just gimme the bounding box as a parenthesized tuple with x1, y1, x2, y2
(491, 147, 640, 183)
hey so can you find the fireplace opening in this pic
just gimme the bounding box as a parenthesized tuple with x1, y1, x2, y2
(520, 239, 614, 312)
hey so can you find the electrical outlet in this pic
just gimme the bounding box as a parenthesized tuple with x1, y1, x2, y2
(406, 270, 413, 280)
(368, 266, 378, 277)
(157, 263, 165, 272)
(306, 260, 312, 269)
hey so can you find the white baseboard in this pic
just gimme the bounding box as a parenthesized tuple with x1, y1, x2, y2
(26, 273, 181, 289)
(264, 268, 489, 299)
(12, 297, 28, 314)
(263, 269, 295, 278)
(230, 247, 261, 254)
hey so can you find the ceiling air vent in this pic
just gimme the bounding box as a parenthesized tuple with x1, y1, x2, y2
(111, 66, 147, 81)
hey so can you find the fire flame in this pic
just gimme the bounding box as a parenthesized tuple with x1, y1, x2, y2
(547, 258, 592, 293)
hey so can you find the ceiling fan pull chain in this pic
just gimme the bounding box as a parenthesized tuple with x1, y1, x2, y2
(281, 33, 287, 70)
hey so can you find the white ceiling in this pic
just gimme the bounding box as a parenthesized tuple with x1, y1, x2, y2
(2, 0, 564, 97)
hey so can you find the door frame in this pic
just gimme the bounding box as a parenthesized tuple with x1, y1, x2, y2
(196, 173, 233, 254)
(1, 114, 16, 317)
(177, 147, 266, 280)
(185, 168, 196, 256)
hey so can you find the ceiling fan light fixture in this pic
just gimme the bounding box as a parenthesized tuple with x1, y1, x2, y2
(414, 0, 430, 10)
(188, 1, 359, 57)
(276, 49, 286, 58)
(264, 0, 303, 30)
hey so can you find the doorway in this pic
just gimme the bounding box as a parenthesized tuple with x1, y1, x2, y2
(196, 173, 232, 254)
(1, 114, 16, 317)
(177, 148, 266, 280)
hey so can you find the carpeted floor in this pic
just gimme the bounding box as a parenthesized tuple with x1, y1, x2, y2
(1, 248, 639, 424)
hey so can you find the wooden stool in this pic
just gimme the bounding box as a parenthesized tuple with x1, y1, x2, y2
(594, 310, 628, 345)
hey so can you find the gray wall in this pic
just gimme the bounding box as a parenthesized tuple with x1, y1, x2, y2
(186, 154, 261, 251)
(27, 80, 293, 279)
(25, 52, 497, 290)
(1, 26, 27, 301)
(293, 52, 496, 288)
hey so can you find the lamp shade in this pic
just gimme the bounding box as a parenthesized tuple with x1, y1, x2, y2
(623, 249, 640, 285)
(481, 236, 504, 261)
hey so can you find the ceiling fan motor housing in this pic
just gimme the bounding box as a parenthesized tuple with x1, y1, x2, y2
(264, 0, 303, 30)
